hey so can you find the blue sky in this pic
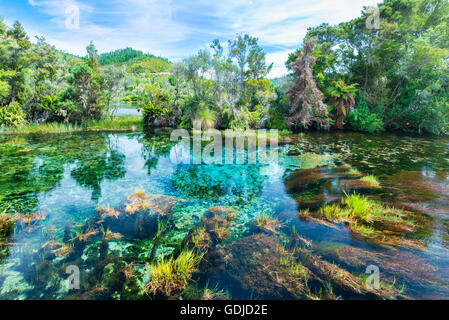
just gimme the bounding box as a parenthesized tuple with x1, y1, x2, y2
(1, 0, 380, 78)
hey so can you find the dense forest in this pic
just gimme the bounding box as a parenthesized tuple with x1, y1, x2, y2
(0, 0, 448, 134)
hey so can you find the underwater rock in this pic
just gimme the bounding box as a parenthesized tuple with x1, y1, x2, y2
(91, 192, 185, 239)
(124, 192, 183, 216)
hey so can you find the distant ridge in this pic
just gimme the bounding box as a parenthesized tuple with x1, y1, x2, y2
(98, 47, 171, 73)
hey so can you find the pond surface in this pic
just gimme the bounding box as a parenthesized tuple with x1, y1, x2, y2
(112, 108, 142, 117)
(0, 130, 448, 300)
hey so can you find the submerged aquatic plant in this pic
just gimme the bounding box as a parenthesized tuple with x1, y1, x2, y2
(75, 228, 99, 242)
(97, 205, 120, 219)
(149, 218, 166, 262)
(124, 191, 180, 215)
(100, 226, 123, 241)
(0, 209, 16, 238)
(53, 243, 74, 257)
(191, 226, 210, 250)
(134, 189, 146, 200)
(360, 175, 380, 188)
(213, 220, 230, 241)
(144, 250, 203, 298)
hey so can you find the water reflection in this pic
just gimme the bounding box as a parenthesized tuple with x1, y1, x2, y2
(0, 131, 448, 299)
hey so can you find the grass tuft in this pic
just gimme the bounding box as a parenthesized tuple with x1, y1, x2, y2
(360, 175, 380, 187)
(1, 116, 142, 134)
(144, 249, 203, 298)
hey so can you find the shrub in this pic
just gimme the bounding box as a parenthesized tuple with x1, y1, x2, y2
(347, 95, 384, 133)
(0, 102, 25, 127)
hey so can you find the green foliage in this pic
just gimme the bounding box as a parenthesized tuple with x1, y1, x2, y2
(98, 47, 145, 65)
(292, 0, 449, 135)
(167, 35, 275, 130)
(127, 56, 171, 74)
(0, 101, 24, 127)
(347, 95, 384, 133)
(98, 47, 171, 74)
(139, 83, 174, 126)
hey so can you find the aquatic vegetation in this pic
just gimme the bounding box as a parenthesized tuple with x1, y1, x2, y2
(320, 204, 344, 221)
(348, 168, 361, 176)
(213, 220, 230, 242)
(342, 193, 376, 221)
(289, 152, 332, 169)
(0, 209, 15, 238)
(202, 285, 227, 301)
(0, 130, 448, 300)
(149, 218, 166, 262)
(53, 243, 74, 257)
(97, 206, 120, 219)
(134, 189, 146, 200)
(360, 175, 380, 188)
(124, 191, 181, 216)
(184, 282, 228, 300)
(2, 116, 142, 134)
(191, 226, 210, 250)
(293, 248, 399, 299)
(313, 192, 421, 248)
(254, 212, 280, 233)
(144, 249, 203, 298)
(75, 228, 99, 242)
(101, 226, 123, 241)
(16, 211, 46, 225)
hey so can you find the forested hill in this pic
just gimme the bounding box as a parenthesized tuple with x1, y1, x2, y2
(98, 47, 171, 73)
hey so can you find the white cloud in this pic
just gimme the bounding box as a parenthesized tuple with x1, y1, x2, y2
(16, 0, 382, 75)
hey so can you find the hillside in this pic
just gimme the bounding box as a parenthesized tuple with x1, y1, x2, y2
(98, 48, 171, 74)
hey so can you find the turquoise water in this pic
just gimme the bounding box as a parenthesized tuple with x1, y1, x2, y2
(0, 130, 448, 299)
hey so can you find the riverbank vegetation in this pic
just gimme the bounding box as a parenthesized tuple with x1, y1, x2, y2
(0, 0, 448, 135)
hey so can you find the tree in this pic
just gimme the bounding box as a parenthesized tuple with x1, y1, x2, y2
(103, 65, 124, 115)
(57, 42, 106, 123)
(24, 37, 67, 123)
(297, 0, 449, 134)
(287, 41, 329, 129)
(229, 34, 272, 100)
(328, 79, 358, 129)
(5, 21, 33, 104)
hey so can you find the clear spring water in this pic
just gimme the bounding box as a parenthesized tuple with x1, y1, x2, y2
(0, 130, 448, 299)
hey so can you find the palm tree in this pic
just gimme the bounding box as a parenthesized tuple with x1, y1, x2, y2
(195, 107, 216, 129)
(328, 80, 358, 129)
